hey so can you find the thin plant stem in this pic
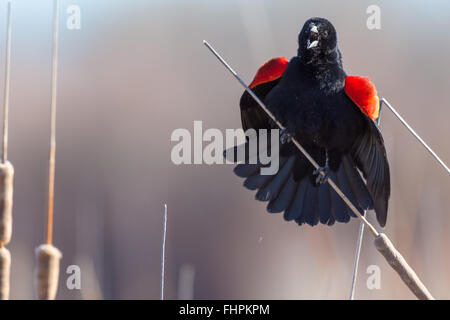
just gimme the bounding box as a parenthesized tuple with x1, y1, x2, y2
(381, 98, 449, 174)
(349, 213, 365, 300)
(0, 0, 13, 251)
(2, 0, 12, 165)
(46, 0, 59, 245)
(349, 113, 382, 300)
(160, 204, 167, 300)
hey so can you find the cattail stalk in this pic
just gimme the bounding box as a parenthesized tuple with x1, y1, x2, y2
(0, 247, 10, 300)
(1, 0, 14, 245)
(35, 244, 61, 300)
(2, 0, 12, 165)
(0, 0, 14, 300)
(35, 0, 61, 300)
(375, 233, 434, 299)
(45, 0, 59, 246)
(0, 161, 13, 245)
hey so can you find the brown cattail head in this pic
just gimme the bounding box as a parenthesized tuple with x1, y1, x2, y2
(34, 244, 62, 300)
(0, 161, 14, 244)
(0, 247, 11, 300)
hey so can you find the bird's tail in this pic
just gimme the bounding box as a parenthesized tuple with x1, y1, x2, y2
(226, 143, 373, 226)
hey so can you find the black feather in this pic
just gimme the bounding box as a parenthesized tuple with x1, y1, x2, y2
(284, 178, 308, 221)
(351, 119, 390, 227)
(338, 161, 364, 217)
(267, 174, 298, 213)
(329, 172, 350, 223)
(299, 182, 319, 226)
(318, 182, 332, 224)
(256, 157, 295, 201)
(341, 156, 373, 211)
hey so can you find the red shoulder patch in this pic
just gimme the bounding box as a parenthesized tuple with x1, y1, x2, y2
(344, 76, 379, 121)
(249, 57, 288, 89)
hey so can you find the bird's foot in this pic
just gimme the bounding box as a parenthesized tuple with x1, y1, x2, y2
(313, 165, 329, 185)
(280, 128, 292, 144)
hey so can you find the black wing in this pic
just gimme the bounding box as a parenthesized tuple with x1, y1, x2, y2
(240, 80, 280, 132)
(351, 116, 391, 227)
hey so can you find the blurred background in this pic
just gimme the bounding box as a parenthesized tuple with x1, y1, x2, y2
(0, 0, 449, 299)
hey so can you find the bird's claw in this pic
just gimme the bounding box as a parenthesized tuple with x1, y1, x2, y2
(280, 128, 292, 144)
(313, 165, 329, 185)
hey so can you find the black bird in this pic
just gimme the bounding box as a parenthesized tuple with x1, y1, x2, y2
(233, 17, 390, 227)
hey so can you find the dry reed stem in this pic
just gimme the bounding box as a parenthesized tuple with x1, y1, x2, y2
(0, 0, 13, 301)
(2, 0, 12, 164)
(0, 161, 13, 245)
(381, 98, 450, 174)
(349, 214, 365, 300)
(34, 1, 61, 301)
(349, 115, 382, 300)
(374, 233, 434, 300)
(46, 0, 59, 246)
(46, 144, 55, 245)
(0, 247, 10, 300)
(34, 244, 62, 300)
(160, 204, 167, 300)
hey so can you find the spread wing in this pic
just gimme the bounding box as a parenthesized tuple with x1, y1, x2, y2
(345, 76, 391, 227)
(240, 81, 279, 132)
(240, 57, 288, 132)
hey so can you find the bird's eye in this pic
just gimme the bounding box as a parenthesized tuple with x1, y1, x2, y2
(323, 30, 329, 38)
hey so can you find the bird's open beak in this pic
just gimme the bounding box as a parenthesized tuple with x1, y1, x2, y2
(307, 40, 319, 49)
(307, 25, 319, 49)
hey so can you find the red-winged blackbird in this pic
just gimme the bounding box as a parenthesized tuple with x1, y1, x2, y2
(234, 17, 390, 227)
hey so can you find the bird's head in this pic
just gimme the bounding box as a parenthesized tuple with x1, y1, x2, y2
(298, 17, 339, 63)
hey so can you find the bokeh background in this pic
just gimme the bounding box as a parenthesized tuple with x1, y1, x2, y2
(0, 0, 449, 299)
